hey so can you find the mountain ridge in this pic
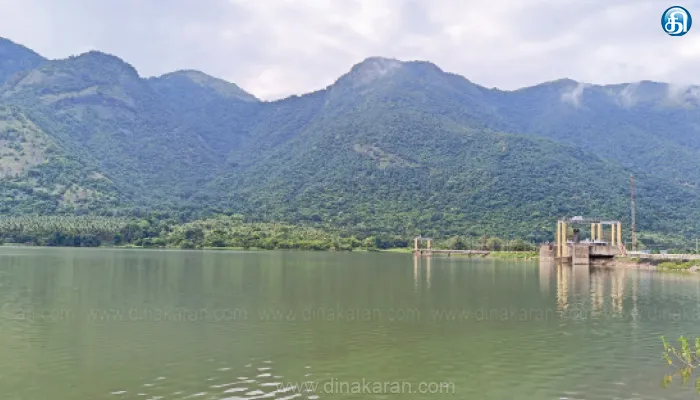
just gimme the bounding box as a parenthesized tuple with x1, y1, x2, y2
(3, 36, 698, 101)
(0, 38, 698, 242)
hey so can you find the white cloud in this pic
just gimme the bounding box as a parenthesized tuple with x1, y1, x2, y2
(0, 0, 699, 100)
(667, 84, 700, 106)
(617, 83, 639, 108)
(561, 82, 589, 107)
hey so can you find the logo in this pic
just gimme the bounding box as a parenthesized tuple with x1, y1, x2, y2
(662, 6, 692, 36)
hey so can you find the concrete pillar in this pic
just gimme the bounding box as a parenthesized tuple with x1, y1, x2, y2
(597, 223, 603, 243)
(611, 223, 616, 246)
(427, 239, 431, 250)
(572, 244, 591, 265)
(414, 237, 418, 252)
(556, 222, 561, 258)
(562, 222, 568, 257)
(617, 222, 622, 246)
(591, 223, 596, 241)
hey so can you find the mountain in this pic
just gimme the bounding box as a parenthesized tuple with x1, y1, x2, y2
(1, 51, 231, 207)
(0, 38, 45, 85)
(496, 80, 700, 187)
(148, 70, 261, 157)
(217, 58, 700, 238)
(149, 70, 258, 103)
(0, 105, 121, 215)
(0, 42, 698, 241)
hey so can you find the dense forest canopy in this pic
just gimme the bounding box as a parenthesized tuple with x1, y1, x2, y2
(0, 37, 699, 249)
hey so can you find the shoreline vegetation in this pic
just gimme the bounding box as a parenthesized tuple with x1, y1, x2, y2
(0, 215, 695, 260)
(615, 257, 700, 272)
(0, 215, 542, 254)
(380, 248, 538, 259)
(0, 243, 540, 260)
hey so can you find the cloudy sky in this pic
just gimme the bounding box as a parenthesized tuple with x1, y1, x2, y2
(1, 0, 699, 99)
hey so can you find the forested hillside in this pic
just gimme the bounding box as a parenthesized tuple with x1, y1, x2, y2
(0, 38, 698, 243)
(0, 105, 120, 215)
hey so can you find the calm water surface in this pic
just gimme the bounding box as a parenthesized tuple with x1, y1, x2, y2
(1, 247, 700, 399)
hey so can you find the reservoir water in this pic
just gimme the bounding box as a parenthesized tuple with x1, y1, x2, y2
(1, 247, 699, 399)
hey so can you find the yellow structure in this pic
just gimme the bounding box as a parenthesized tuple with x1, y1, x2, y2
(562, 222, 567, 257)
(556, 221, 569, 258)
(611, 223, 616, 246)
(557, 222, 562, 257)
(552, 217, 625, 261)
(617, 222, 622, 246)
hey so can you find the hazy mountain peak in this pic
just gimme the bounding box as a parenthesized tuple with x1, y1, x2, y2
(518, 78, 581, 91)
(666, 83, 700, 107)
(342, 56, 404, 86)
(66, 50, 141, 77)
(549, 78, 580, 86)
(0, 37, 44, 59)
(330, 57, 465, 97)
(0, 37, 46, 85)
(154, 70, 258, 102)
(356, 56, 403, 68)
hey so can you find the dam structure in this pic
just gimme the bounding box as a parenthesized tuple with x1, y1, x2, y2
(412, 236, 489, 257)
(540, 216, 626, 265)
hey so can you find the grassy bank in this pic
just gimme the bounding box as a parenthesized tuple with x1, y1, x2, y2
(616, 256, 700, 272)
(657, 260, 700, 270)
(380, 248, 538, 259)
(487, 251, 538, 259)
(381, 248, 413, 253)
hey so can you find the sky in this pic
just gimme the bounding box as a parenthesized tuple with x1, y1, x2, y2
(1, 0, 699, 100)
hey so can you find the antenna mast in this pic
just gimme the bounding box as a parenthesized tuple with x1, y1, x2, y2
(630, 175, 637, 251)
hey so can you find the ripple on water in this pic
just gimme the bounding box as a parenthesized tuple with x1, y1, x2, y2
(107, 359, 322, 400)
(224, 387, 248, 393)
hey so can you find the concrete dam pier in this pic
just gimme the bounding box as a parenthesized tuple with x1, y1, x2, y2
(540, 216, 626, 265)
(540, 242, 620, 265)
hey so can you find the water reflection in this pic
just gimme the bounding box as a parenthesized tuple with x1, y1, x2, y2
(591, 266, 605, 317)
(412, 255, 432, 290)
(539, 261, 553, 295)
(549, 263, 639, 318)
(5, 248, 700, 400)
(556, 264, 569, 311)
(413, 255, 420, 290)
(610, 268, 626, 314)
(572, 265, 590, 299)
(426, 256, 431, 290)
